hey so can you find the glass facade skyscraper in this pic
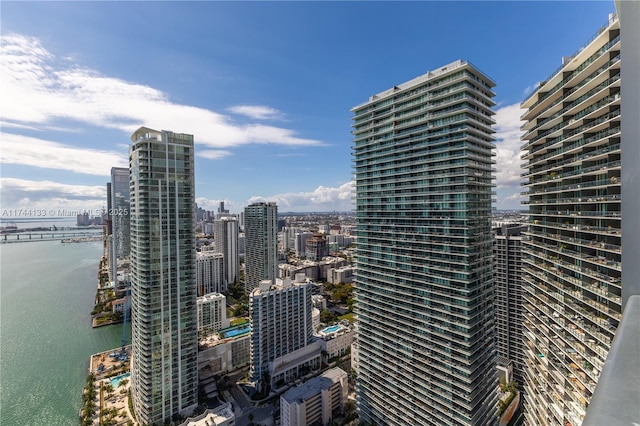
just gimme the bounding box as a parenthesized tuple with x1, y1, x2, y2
(129, 127, 198, 425)
(244, 202, 278, 293)
(352, 60, 497, 425)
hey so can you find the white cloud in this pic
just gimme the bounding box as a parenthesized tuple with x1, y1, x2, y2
(0, 34, 324, 149)
(229, 105, 283, 120)
(523, 82, 540, 96)
(0, 178, 106, 212)
(198, 150, 233, 160)
(494, 103, 525, 189)
(1, 133, 127, 175)
(247, 181, 354, 212)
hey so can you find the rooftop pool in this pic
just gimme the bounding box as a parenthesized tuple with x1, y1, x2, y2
(221, 324, 251, 339)
(322, 325, 341, 334)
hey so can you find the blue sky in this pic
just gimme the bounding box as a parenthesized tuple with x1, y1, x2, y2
(1, 1, 616, 214)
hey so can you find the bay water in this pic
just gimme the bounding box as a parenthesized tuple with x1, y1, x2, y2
(1, 240, 126, 425)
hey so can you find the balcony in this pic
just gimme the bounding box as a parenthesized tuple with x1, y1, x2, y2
(583, 295, 640, 425)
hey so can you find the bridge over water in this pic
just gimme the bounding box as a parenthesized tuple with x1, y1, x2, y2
(1, 230, 103, 243)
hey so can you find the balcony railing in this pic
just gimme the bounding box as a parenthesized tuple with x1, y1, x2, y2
(583, 295, 640, 425)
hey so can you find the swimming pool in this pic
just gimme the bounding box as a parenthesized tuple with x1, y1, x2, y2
(322, 325, 341, 334)
(110, 372, 130, 388)
(222, 325, 251, 339)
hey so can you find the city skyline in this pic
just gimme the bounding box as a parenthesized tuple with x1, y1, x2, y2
(0, 1, 616, 214)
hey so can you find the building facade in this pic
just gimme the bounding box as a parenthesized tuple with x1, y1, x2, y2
(249, 279, 314, 389)
(196, 251, 224, 296)
(493, 224, 526, 388)
(520, 15, 621, 426)
(110, 167, 131, 282)
(280, 367, 348, 426)
(305, 233, 329, 261)
(352, 60, 497, 425)
(129, 127, 198, 424)
(197, 293, 229, 335)
(214, 215, 239, 288)
(244, 202, 278, 293)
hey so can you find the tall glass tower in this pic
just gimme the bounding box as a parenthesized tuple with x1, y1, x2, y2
(244, 202, 278, 293)
(352, 60, 497, 425)
(129, 127, 198, 425)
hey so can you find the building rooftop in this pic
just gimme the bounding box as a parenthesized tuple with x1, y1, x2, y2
(281, 367, 347, 404)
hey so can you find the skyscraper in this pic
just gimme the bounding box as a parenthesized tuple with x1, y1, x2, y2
(352, 60, 497, 425)
(493, 224, 526, 388)
(214, 215, 239, 288)
(129, 127, 198, 425)
(520, 14, 621, 426)
(110, 167, 130, 284)
(244, 202, 278, 293)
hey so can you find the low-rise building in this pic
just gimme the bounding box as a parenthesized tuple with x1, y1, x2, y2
(280, 367, 348, 426)
(316, 323, 354, 360)
(327, 266, 353, 285)
(198, 323, 251, 375)
(178, 402, 235, 426)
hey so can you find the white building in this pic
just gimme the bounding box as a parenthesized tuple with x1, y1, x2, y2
(178, 402, 235, 426)
(196, 252, 224, 296)
(280, 367, 348, 426)
(249, 278, 314, 389)
(197, 293, 229, 335)
(316, 323, 354, 360)
(327, 266, 354, 285)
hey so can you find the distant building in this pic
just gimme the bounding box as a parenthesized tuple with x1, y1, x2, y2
(244, 202, 278, 293)
(305, 233, 329, 261)
(129, 127, 198, 424)
(110, 167, 130, 283)
(280, 367, 348, 426)
(294, 232, 313, 257)
(493, 224, 526, 389)
(214, 216, 239, 287)
(196, 252, 224, 296)
(327, 266, 353, 285)
(197, 293, 229, 335)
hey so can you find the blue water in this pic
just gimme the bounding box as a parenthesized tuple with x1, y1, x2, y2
(222, 324, 251, 338)
(110, 372, 131, 388)
(323, 325, 341, 333)
(1, 240, 126, 425)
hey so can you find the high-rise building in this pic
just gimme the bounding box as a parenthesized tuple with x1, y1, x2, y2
(352, 60, 497, 425)
(249, 279, 315, 389)
(129, 127, 198, 425)
(110, 167, 130, 284)
(214, 215, 239, 288)
(244, 202, 278, 293)
(520, 14, 621, 426)
(196, 251, 224, 296)
(493, 224, 526, 388)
